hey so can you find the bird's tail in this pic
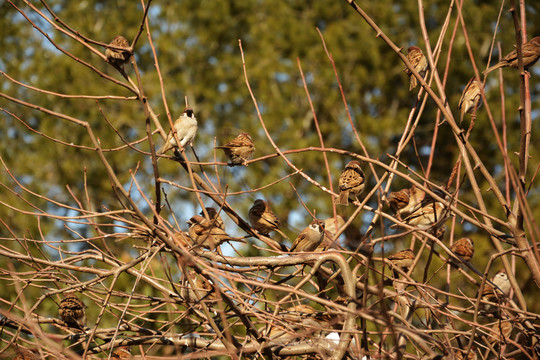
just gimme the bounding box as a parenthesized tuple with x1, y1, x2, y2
(334, 191, 349, 206)
(483, 62, 505, 75)
(409, 76, 418, 91)
(156, 143, 169, 156)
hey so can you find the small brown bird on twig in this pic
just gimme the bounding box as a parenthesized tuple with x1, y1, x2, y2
(484, 36, 540, 75)
(157, 108, 198, 156)
(58, 293, 86, 328)
(387, 249, 415, 274)
(449, 237, 474, 265)
(187, 215, 244, 251)
(387, 185, 427, 220)
(105, 36, 131, 67)
(316, 215, 345, 251)
(248, 199, 288, 238)
(111, 346, 132, 359)
(335, 161, 366, 206)
(478, 270, 511, 314)
(215, 132, 255, 166)
(387, 188, 410, 216)
(402, 189, 447, 230)
(404, 46, 429, 90)
(290, 219, 325, 252)
(458, 77, 483, 120)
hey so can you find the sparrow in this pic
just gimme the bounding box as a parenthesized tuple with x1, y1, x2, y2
(105, 36, 131, 67)
(458, 77, 483, 119)
(187, 215, 243, 251)
(157, 108, 198, 155)
(215, 132, 255, 166)
(200, 207, 225, 230)
(111, 346, 131, 359)
(404, 46, 429, 90)
(316, 215, 345, 251)
(478, 270, 511, 313)
(403, 193, 446, 229)
(335, 160, 366, 206)
(290, 219, 325, 252)
(387, 248, 415, 274)
(387, 185, 426, 220)
(449, 237, 474, 263)
(387, 188, 410, 215)
(484, 36, 540, 75)
(58, 293, 86, 328)
(248, 199, 285, 236)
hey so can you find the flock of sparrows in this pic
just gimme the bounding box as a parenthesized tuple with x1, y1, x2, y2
(15, 34, 528, 360)
(383, 181, 514, 315)
(404, 36, 540, 121)
(125, 30, 516, 315)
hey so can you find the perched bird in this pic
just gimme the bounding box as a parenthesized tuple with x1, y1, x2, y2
(316, 215, 345, 251)
(111, 346, 131, 359)
(387, 185, 426, 220)
(248, 199, 285, 237)
(157, 108, 198, 155)
(187, 215, 243, 251)
(403, 193, 446, 229)
(335, 161, 366, 206)
(200, 207, 225, 230)
(387, 188, 410, 216)
(387, 249, 415, 273)
(58, 293, 86, 328)
(458, 77, 483, 120)
(290, 219, 325, 252)
(449, 237, 474, 264)
(386, 249, 415, 293)
(105, 36, 131, 67)
(478, 270, 511, 313)
(215, 132, 255, 166)
(404, 46, 429, 90)
(484, 36, 540, 75)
